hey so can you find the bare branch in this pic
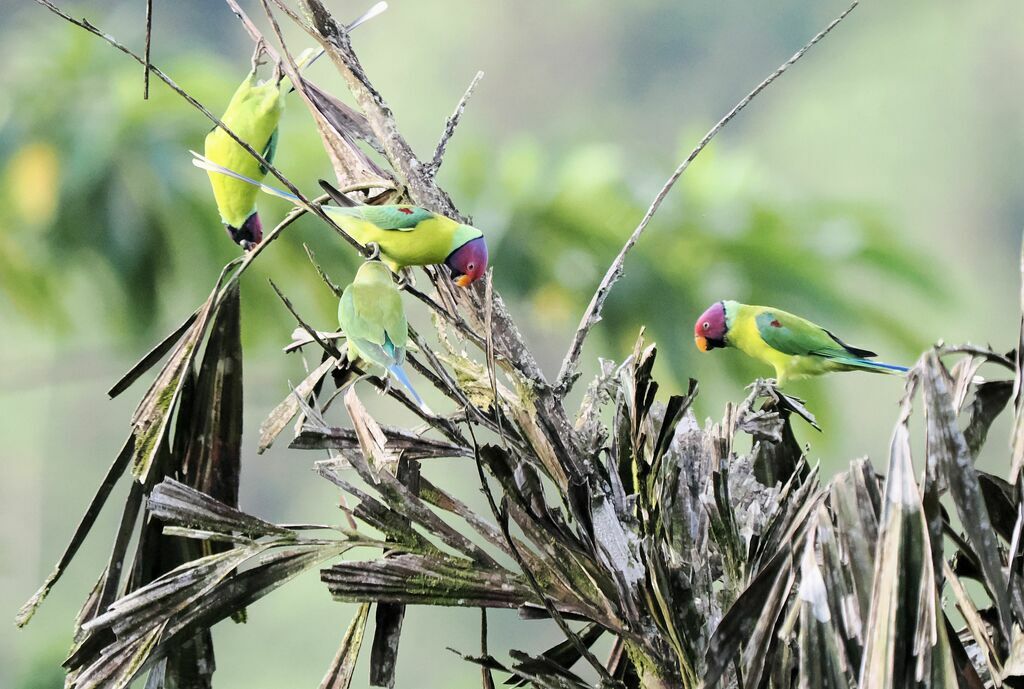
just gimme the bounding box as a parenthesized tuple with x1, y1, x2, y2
(553, 0, 860, 395)
(303, 243, 343, 298)
(287, 0, 463, 219)
(425, 70, 484, 177)
(143, 0, 153, 98)
(268, 278, 343, 360)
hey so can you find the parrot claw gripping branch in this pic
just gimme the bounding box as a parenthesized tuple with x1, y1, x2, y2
(28, 3, 1024, 689)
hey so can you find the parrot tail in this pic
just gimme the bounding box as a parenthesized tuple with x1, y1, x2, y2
(190, 151, 299, 204)
(291, 3, 388, 81)
(387, 363, 432, 414)
(844, 358, 909, 374)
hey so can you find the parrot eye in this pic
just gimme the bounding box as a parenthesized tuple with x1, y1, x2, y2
(702, 322, 710, 331)
(467, 262, 475, 272)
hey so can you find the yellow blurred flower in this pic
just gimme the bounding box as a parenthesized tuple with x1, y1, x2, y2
(5, 141, 59, 227)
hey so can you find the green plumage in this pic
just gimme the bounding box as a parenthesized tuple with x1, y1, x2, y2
(323, 205, 481, 271)
(724, 301, 906, 384)
(203, 70, 284, 229)
(338, 261, 408, 370)
(338, 261, 428, 408)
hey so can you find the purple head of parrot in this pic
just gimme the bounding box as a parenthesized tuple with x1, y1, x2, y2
(226, 211, 263, 252)
(446, 236, 488, 287)
(694, 301, 728, 352)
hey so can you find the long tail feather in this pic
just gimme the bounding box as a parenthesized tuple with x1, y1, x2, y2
(302, 2, 388, 74)
(347, 1, 389, 32)
(844, 358, 909, 374)
(190, 150, 299, 203)
(387, 363, 431, 414)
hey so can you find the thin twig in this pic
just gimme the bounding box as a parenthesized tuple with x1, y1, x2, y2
(426, 71, 484, 177)
(303, 243, 343, 297)
(223, 0, 267, 46)
(143, 0, 153, 98)
(403, 282, 489, 352)
(269, 278, 343, 359)
(553, 1, 860, 396)
(34, 0, 367, 255)
(480, 608, 495, 689)
(210, 193, 329, 313)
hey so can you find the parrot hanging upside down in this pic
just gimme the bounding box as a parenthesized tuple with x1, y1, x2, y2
(202, 2, 388, 251)
(338, 261, 428, 411)
(203, 61, 284, 250)
(694, 300, 908, 385)
(190, 152, 488, 286)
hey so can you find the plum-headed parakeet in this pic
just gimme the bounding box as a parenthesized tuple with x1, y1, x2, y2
(203, 66, 284, 250)
(339, 261, 427, 409)
(202, 3, 387, 250)
(694, 300, 908, 385)
(190, 152, 488, 286)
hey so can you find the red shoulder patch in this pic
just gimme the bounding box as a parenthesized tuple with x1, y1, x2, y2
(770, 319, 782, 328)
(398, 207, 414, 215)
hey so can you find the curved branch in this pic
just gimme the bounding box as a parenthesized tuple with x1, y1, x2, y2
(554, 1, 860, 396)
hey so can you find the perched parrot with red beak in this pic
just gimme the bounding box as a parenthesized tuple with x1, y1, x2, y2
(191, 152, 488, 286)
(694, 300, 907, 385)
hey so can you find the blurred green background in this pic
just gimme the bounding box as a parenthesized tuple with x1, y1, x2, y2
(3, 0, 1022, 687)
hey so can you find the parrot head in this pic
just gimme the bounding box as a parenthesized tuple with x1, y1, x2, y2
(225, 212, 264, 251)
(694, 301, 728, 352)
(445, 235, 488, 287)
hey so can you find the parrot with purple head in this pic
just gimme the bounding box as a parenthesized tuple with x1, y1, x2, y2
(191, 151, 488, 286)
(694, 300, 908, 385)
(202, 2, 387, 250)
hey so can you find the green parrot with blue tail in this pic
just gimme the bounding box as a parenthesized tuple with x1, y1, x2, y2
(694, 300, 908, 385)
(203, 2, 387, 250)
(338, 261, 428, 411)
(190, 151, 488, 286)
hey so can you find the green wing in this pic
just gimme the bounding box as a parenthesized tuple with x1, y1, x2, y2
(755, 310, 876, 360)
(353, 205, 436, 231)
(258, 127, 278, 176)
(338, 263, 408, 367)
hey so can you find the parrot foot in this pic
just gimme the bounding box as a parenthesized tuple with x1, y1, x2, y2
(250, 39, 268, 72)
(394, 269, 414, 290)
(363, 242, 381, 261)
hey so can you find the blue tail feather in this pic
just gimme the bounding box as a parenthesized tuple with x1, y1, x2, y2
(387, 363, 429, 411)
(848, 358, 909, 374)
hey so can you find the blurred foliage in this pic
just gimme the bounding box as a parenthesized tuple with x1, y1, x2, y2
(0, 29, 941, 388)
(457, 136, 941, 389)
(0, 28, 362, 345)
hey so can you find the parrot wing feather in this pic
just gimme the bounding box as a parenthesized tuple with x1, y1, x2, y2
(318, 179, 359, 207)
(355, 205, 435, 231)
(755, 310, 873, 360)
(258, 127, 279, 176)
(339, 263, 407, 352)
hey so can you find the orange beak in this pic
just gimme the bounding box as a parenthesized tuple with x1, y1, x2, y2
(695, 335, 709, 352)
(454, 274, 473, 288)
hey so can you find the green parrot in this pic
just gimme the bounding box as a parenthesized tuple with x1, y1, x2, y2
(190, 152, 489, 286)
(338, 260, 427, 409)
(202, 2, 388, 250)
(694, 300, 908, 385)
